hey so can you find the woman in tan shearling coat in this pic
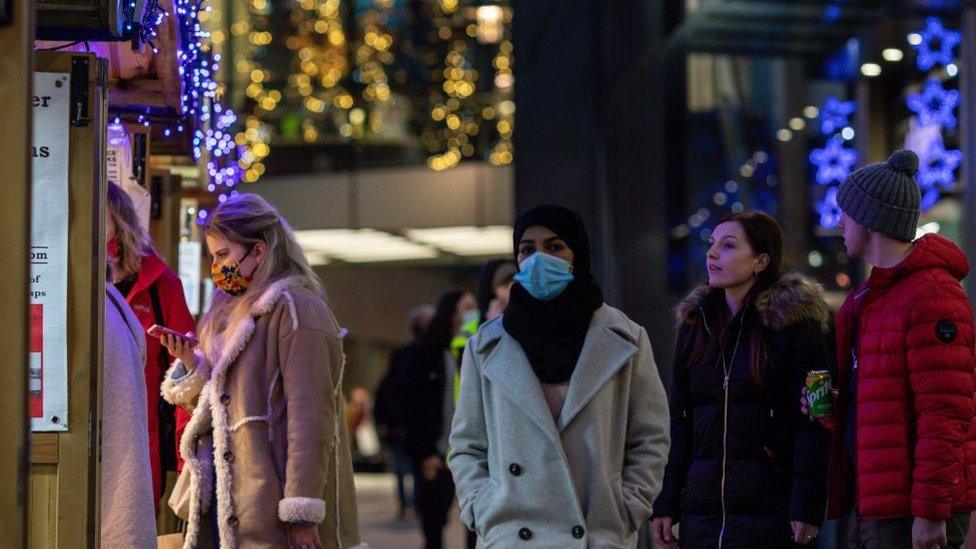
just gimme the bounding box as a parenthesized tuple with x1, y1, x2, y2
(160, 194, 363, 549)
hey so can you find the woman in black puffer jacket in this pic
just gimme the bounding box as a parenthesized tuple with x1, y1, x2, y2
(651, 211, 832, 549)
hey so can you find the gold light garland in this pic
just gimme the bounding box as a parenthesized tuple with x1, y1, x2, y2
(426, 1, 481, 171)
(488, 32, 513, 166)
(287, 0, 353, 142)
(356, 1, 395, 104)
(217, 0, 511, 174)
(213, 0, 272, 182)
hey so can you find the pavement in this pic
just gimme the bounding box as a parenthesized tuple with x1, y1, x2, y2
(355, 473, 467, 549)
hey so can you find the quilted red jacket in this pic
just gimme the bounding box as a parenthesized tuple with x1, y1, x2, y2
(122, 251, 196, 502)
(828, 234, 976, 520)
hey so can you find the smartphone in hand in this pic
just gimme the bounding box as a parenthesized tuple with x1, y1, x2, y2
(148, 324, 198, 346)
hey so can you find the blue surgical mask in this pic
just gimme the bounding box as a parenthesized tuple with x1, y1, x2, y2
(514, 253, 575, 301)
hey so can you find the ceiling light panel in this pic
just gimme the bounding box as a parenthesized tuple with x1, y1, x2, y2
(405, 225, 513, 257)
(295, 229, 439, 263)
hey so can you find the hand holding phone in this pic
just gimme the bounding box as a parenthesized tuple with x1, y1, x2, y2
(148, 324, 198, 346)
(150, 325, 199, 369)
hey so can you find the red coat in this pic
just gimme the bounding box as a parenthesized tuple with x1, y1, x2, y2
(828, 234, 976, 520)
(121, 251, 196, 506)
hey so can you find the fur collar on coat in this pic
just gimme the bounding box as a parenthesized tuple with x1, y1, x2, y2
(675, 273, 830, 332)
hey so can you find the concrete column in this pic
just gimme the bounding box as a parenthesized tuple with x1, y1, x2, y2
(513, 0, 682, 369)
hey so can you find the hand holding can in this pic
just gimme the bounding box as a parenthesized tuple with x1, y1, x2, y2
(805, 370, 833, 417)
(801, 371, 838, 432)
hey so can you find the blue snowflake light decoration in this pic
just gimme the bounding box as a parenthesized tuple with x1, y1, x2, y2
(820, 97, 856, 136)
(810, 137, 858, 185)
(907, 79, 960, 129)
(911, 17, 961, 71)
(817, 187, 842, 229)
(918, 141, 963, 192)
(921, 188, 942, 212)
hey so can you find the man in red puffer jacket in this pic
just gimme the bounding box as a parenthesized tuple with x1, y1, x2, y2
(826, 149, 976, 548)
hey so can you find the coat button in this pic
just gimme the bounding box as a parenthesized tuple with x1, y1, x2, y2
(228, 515, 239, 526)
(220, 393, 231, 405)
(223, 451, 234, 463)
(572, 525, 585, 539)
(518, 527, 532, 540)
(509, 463, 522, 476)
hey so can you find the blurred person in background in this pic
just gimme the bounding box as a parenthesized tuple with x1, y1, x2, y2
(348, 387, 382, 465)
(449, 204, 670, 547)
(477, 259, 517, 322)
(404, 290, 478, 549)
(651, 210, 831, 548)
(160, 194, 363, 549)
(106, 181, 196, 510)
(102, 280, 157, 547)
(375, 304, 434, 520)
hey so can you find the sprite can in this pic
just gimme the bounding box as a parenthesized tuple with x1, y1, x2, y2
(806, 370, 833, 417)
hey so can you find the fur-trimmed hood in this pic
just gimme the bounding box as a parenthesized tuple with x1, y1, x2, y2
(675, 273, 830, 332)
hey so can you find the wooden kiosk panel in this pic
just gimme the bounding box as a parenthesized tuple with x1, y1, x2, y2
(28, 51, 107, 549)
(0, 0, 34, 542)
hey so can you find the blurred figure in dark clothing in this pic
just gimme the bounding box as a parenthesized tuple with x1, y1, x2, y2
(375, 304, 434, 519)
(404, 291, 478, 549)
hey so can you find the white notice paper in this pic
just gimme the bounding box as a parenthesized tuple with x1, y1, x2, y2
(29, 72, 71, 432)
(179, 241, 202, 316)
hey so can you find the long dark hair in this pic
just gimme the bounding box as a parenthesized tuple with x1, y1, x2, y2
(685, 210, 785, 384)
(476, 260, 510, 320)
(425, 291, 468, 350)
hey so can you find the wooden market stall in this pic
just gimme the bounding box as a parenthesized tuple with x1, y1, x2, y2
(26, 0, 207, 543)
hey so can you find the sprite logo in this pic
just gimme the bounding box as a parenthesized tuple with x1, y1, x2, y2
(807, 375, 833, 417)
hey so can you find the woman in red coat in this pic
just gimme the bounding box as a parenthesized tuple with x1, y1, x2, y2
(107, 182, 196, 509)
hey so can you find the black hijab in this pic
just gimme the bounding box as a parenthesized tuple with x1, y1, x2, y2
(502, 205, 604, 384)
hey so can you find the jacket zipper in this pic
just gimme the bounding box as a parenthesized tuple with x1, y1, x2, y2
(701, 309, 743, 549)
(718, 370, 730, 549)
(850, 286, 868, 516)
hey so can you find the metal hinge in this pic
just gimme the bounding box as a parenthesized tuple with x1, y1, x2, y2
(70, 56, 91, 127)
(96, 58, 108, 94)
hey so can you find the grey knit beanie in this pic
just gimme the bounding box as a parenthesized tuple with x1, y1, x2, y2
(836, 149, 921, 242)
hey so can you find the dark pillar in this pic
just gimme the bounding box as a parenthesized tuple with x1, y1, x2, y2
(960, 7, 976, 304)
(513, 0, 684, 368)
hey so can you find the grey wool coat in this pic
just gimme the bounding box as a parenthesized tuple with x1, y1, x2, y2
(102, 284, 157, 548)
(448, 304, 671, 548)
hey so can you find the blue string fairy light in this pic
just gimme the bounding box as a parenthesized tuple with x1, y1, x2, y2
(172, 0, 245, 193)
(910, 17, 961, 72)
(907, 79, 960, 129)
(810, 137, 858, 185)
(111, 0, 248, 205)
(120, 0, 167, 50)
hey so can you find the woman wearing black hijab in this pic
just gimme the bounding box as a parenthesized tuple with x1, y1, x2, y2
(448, 205, 671, 548)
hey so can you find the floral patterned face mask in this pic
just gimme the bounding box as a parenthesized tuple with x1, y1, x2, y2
(211, 246, 254, 296)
